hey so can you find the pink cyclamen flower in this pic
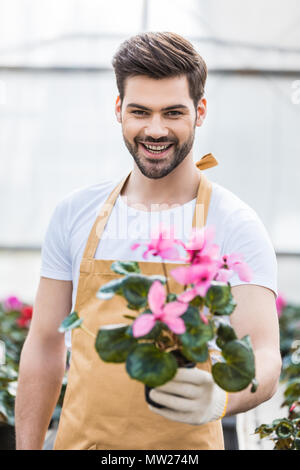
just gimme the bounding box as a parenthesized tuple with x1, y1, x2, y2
(3, 295, 23, 312)
(131, 222, 183, 261)
(182, 226, 220, 265)
(132, 280, 188, 337)
(276, 293, 287, 318)
(289, 402, 298, 414)
(171, 262, 219, 302)
(215, 253, 252, 283)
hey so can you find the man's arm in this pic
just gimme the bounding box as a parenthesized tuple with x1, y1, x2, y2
(147, 284, 282, 425)
(225, 284, 282, 416)
(15, 277, 72, 450)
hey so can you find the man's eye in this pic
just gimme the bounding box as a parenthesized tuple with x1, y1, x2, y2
(131, 111, 182, 116)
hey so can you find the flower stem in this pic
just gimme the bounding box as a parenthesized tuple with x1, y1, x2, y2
(80, 324, 96, 339)
(162, 261, 170, 295)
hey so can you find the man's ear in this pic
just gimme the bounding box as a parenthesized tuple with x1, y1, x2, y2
(115, 95, 122, 123)
(195, 97, 207, 127)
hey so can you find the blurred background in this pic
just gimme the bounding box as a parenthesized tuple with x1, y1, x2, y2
(0, 0, 299, 450)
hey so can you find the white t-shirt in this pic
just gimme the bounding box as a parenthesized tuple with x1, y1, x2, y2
(40, 176, 278, 351)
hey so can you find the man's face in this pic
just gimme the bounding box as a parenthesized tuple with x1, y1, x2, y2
(115, 75, 206, 179)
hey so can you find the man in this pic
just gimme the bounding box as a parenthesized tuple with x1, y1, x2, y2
(15, 32, 281, 450)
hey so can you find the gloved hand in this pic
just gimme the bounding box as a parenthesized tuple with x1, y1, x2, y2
(148, 367, 228, 425)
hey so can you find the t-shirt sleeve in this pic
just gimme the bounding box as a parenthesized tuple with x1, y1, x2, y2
(39, 199, 73, 281)
(223, 209, 278, 299)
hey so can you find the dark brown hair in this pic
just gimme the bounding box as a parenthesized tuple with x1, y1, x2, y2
(112, 31, 207, 112)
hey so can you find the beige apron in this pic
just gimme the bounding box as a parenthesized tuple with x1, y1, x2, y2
(53, 153, 224, 450)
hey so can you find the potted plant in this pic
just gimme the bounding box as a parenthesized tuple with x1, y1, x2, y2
(59, 224, 258, 400)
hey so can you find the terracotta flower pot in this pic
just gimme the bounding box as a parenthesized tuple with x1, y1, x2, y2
(144, 350, 196, 409)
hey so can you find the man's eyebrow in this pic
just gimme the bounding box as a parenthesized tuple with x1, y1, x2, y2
(126, 103, 189, 111)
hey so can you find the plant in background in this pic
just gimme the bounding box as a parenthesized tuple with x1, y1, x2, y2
(255, 293, 300, 450)
(0, 296, 33, 425)
(0, 296, 67, 430)
(59, 224, 258, 395)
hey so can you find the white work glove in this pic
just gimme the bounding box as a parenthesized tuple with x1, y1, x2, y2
(148, 367, 228, 425)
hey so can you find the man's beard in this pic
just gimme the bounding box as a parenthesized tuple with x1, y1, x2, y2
(122, 126, 196, 179)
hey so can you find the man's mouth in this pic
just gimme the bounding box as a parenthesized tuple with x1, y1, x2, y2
(138, 142, 174, 158)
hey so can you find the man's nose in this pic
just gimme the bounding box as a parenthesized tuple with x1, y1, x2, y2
(144, 115, 169, 138)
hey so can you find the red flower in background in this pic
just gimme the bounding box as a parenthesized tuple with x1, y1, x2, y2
(17, 306, 33, 328)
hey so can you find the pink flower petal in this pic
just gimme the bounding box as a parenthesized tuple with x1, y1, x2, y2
(234, 262, 252, 282)
(177, 288, 198, 303)
(163, 301, 188, 317)
(215, 268, 234, 283)
(195, 281, 212, 297)
(159, 246, 181, 260)
(170, 266, 195, 285)
(132, 314, 156, 337)
(131, 243, 140, 251)
(164, 316, 186, 335)
(148, 281, 166, 314)
(227, 252, 244, 265)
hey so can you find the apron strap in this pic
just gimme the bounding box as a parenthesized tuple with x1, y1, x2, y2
(82, 154, 218, 260)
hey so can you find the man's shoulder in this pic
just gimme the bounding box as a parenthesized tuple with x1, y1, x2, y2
(57, 178, 119, 213)
(210, 181, 259, 223)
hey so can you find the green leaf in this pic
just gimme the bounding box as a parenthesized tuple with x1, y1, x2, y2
(122, 275, 151, 309)
(95, 325, 137, 363)
(180, 319, 214, 350)
(181, 343, 209, 363)
(215, 298, 237, 316)
(205, 282, 237, 316)
(126, 343, 178, 387)
(96, 277, 125, 300)
(58, 312, 83, 333)
(0, 389, 15, 425)
(126, 319, 166, 341)
(254, 424, 274, 439)
(96, 274, 166, 305)
(166, 293, 177, 302)
(189, 296, 204, 308)
(294, 437, 300, 450)
(181, 305, 202, 327)
(274, 419, 294, 439)
(0, 365, 18, 382)
(212, 336, 256, 392)
(110, 261, 141, 275)
(122, 275, 166, 309)
(216, 322, 237, 349)
(283, 378, 300, 406)
(148, 275, 167, 285)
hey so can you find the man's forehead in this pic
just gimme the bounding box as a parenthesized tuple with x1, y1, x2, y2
(123, 75, 192, 105)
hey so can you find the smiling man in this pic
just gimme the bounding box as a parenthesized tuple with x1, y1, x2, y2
(15, 32, 281, 450)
